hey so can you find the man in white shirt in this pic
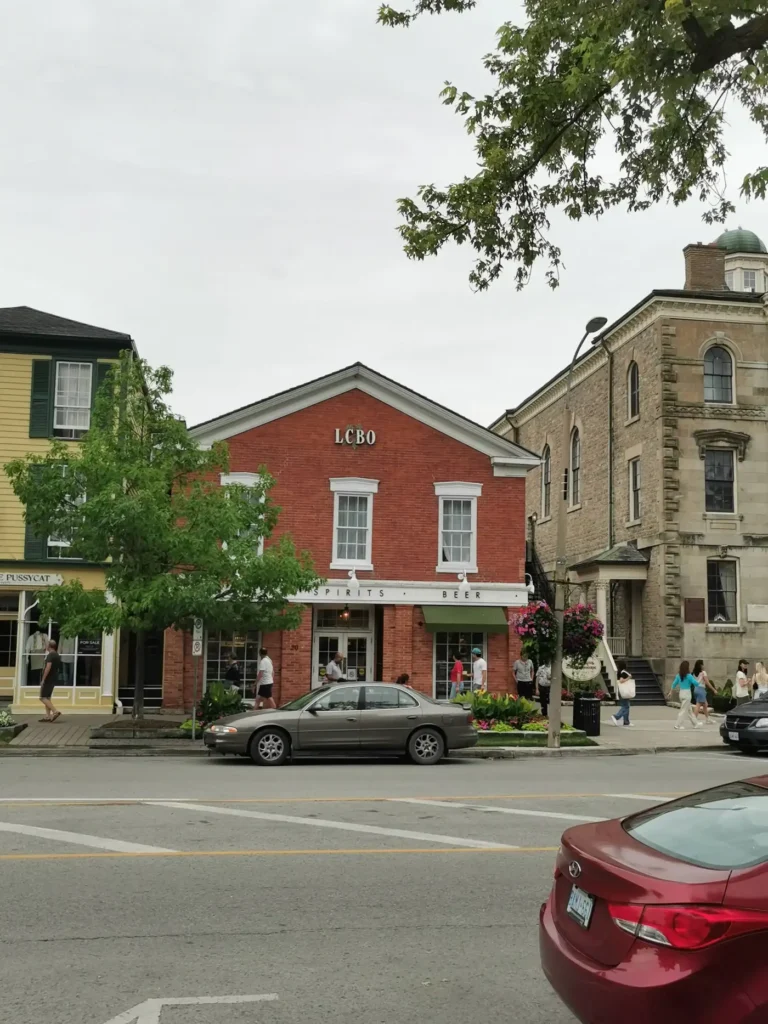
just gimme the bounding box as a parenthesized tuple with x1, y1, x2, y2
(256, 647, 276, 708)
(471, 648, 487, 692)
(324, 651, 344, 685)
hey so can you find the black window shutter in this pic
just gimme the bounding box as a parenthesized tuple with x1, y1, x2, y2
(29, 360, 53, 438)
(23, 467, 47, 562)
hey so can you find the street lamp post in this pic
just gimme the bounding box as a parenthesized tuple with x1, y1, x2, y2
(548, 316, 608, 749)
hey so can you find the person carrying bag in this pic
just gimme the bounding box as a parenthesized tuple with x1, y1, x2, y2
(611, 662, 635, 727)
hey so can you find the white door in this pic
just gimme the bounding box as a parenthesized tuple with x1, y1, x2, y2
(313, 634, 372, 688)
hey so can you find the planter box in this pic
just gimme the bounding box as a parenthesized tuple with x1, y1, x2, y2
(91, 725, 189, 740)
(0, 723, 27, 741)
(476, 728, 586, 741)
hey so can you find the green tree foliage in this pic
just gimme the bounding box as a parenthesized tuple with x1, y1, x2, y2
(6, 355, 322, 714)
(379, 0, 768, 288)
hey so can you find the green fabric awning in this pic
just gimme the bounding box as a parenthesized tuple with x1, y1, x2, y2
(421, 606, 509, 634)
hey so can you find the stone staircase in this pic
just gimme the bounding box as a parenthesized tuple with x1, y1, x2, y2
(607, 657, 666, 706)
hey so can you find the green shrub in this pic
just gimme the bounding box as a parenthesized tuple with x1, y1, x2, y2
(197, 681, 245, 726)
(459, 690, 539, 725)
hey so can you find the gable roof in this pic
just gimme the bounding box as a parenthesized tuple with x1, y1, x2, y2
(571, 543, 649, 570)
(0, 306, 133, 343)
(190, 362, 540, 470)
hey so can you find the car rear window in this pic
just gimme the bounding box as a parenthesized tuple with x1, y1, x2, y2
(625, 782, 768, 870)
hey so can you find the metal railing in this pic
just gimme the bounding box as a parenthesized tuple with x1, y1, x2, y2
(606, 636, 627, 657)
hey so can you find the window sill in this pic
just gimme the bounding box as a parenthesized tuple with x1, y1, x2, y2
(625, 519, 642, 528)
(567, 504, 582, 514)
(329, 561, 373, 572)
(702, 512, 742, 521)
(624, 415, 640, 427)
(436, 565, 478, 574)
(706, 624, 746, 634)
(537, 514, 552, 525)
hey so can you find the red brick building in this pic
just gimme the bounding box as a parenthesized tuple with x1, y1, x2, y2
(162, 364, 538, 708)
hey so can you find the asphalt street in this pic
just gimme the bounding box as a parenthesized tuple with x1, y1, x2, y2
(0, 750, 759, 1024)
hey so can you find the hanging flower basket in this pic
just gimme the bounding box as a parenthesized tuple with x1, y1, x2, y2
(562, 604, 604, 668)
(512, 602, 558, 665)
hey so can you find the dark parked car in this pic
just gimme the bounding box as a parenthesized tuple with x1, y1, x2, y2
(540, 777, 768, 1023)
(721, 698, 768, 753)
(203, 682, 477, 765)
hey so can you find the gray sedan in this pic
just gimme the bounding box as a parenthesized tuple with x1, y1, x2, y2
(203, 682, 477, 766)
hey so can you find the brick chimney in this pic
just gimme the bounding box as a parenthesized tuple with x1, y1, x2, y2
(683, 243, 726, 291)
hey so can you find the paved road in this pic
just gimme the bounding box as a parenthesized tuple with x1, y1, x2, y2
(0, 750, 757, 1024)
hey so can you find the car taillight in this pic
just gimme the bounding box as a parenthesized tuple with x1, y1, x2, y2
(608, 903, 768, 950)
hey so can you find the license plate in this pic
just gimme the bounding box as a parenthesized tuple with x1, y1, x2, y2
(567, 885, 595, 929)
(729, 731, 740, 741)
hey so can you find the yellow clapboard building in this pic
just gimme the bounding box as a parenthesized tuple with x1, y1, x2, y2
(0, 307, 136, 714)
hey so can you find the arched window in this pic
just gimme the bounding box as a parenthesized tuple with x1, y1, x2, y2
(541, 445, 551, 517)
(570, 429, 581, 506)
(704, 345, 733, 403)
(627, 361, 640, 419)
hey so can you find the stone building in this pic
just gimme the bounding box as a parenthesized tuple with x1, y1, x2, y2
(492, 228, 768, 693)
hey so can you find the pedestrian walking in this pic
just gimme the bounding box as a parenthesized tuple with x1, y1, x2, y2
(39, 639, 62, 722)
(734, 659, 752, 705)
(535, 662, 551, 717)
(224, 653, 242, 696)
(324, 650, 344, 685)
(513, 654, 535, 699)
(611, 661, 635, 727)
(753, 662, 768, 699)
(471, 648, 487, 692)
(256, 647, 276, 709)
(449, 652, 464, 699)
(672, 660, 702, 729)
(692, 659, 716, 723)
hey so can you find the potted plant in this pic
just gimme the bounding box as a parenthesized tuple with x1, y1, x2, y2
(513, 602, 558, 665)
(562, 604, 604, 682)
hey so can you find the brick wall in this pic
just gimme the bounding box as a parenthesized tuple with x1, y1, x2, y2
(225, 389, 526, 585)
(683, 244, 725, 291)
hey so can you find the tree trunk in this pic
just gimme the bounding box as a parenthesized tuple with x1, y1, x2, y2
(133, 629, 146, 720)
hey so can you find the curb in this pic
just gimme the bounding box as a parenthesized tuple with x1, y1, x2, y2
(452, 742, 731, 759)
(0, 743, 733, 759)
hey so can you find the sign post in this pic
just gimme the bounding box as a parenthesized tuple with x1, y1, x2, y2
(191, 618, 203, 741)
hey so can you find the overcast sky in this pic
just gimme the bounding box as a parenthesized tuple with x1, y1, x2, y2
(2, 1, 765, 428)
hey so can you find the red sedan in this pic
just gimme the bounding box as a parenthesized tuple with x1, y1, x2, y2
(540, 776, 768, 1023)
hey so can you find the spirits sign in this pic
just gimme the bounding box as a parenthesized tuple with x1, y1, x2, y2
(334, 427, 376, 447)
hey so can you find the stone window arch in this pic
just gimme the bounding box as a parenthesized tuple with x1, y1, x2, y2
(704, 345, 733, 404)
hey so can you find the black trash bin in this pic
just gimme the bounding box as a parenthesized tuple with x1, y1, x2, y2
(573, 696, 601, 737)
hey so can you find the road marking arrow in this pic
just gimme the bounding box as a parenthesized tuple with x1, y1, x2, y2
(101, 994, 279, 1023)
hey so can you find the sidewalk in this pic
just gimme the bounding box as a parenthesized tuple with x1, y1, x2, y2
(564, 703, 726, 750)
(9, 714, 114, 748)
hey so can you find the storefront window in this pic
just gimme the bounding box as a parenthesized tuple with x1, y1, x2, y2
(0, 621, 17, 668)
(206, 629, 261, 701)
(433, 632, 486, 700)
(20, 595, 101, 687)
(316, 607, 370, 630)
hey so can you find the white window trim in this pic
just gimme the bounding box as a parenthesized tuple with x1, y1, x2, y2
(220, 472, 265, 556)
(540, 447, 551, 520)
(703, 447, 738, 517)
(706, 556, 741, 630)
(627, 456, 641, 525)
(53, 361, 93, 435)
(703, 344, 736, 407)
(569, 429, 581, 508)
(434, 484, 479, 573)
(626, 362, 640, 424)
(433, 481, 482, 498)
(329, 478, 378, 571)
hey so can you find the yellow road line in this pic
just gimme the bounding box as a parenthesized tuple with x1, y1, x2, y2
(0, 792, 686, 808)
(0, 845, 558, 862)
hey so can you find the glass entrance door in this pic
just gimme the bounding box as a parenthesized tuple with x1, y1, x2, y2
(314, 634, 371, 687)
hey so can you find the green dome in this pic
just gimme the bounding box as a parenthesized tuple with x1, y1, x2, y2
(714, 227, 767, 254)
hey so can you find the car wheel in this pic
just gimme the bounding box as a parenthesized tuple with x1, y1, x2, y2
(249, 728, 290, 766)
(408, 727, 445, 766)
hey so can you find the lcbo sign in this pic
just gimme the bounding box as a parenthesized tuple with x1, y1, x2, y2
(334, 427, 376, 447)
